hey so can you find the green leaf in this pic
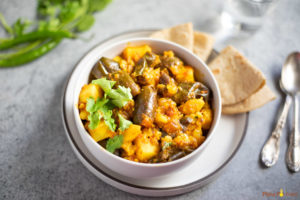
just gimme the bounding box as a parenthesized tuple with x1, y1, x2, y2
(0, 13, 13, 35)
(99, 104, 116, 131)
(106, 135, 123, 153)
(12, 18, 32, 37)
(88, 111, 101, 130)
(59, 1, 81, 23)
(86, 97, 109, 113)
(162, 142, 172, 150)
(88, 0, 112, 13)
(76, 14, 95, 32)
(109, 86, 132, 108)
(118, 114, 132, 131)
(92, 78, 115, 93)
(86, 97, 96, 112)
(37, 0, 60, 17)
(86, 96, 115, 131)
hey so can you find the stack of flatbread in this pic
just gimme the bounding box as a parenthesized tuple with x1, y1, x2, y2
(150, 23, 276, 114)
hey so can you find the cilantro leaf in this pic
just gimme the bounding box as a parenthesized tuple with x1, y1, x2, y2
(86, 97, 109, 113)
(12, 18, 32, 37)
(59, 1, 81, 23)
(88, 111, 100, 130)
(99, 104, 116, 131)
(106, 135, 123, 153)
(108, 86, 132, 108)
(76, 14, 95, 32)
(86, 97, 96, 112)
(0, 13, 14, 35)
(162, 142, 172, 150)
(88, 0, 112, 13)
(118, 114, 132, 131)
(86, 97, 115, 131)
(92, 78, 115, 93)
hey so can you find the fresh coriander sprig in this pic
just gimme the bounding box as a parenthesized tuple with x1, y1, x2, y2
(92, 78, 133, 108)
(106, 135, 123, 153)
(86, 78, 133, 131)
(118, 114, 132, 131)
(86, 97, 116, 131)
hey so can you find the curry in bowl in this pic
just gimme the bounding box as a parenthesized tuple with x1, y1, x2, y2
(78, 45, 213, 163)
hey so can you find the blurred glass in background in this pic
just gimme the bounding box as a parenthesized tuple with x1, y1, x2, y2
(220, 0, 278, 32)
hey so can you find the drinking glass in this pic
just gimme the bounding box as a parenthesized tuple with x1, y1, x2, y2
(221, 0, 278, 32)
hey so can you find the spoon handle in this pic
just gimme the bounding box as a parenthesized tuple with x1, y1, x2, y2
(286, 95, 300, 172)
(261, 95, 292, 167)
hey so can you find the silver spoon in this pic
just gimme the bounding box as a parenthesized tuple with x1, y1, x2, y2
(260, 54, 293, 167)
(283, 52, 300, 172)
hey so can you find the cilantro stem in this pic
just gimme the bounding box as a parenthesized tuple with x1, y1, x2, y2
(0, 13, 14, 35)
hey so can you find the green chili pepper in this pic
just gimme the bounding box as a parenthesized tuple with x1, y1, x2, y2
(0, 30, 74, 50)
(0, 39, 61, 67)
(0, 40, 42, 59)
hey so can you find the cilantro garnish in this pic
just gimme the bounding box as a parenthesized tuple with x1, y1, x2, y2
(87, 111, 101, 130)
(106, 135, 123, 153)
(85, 77, 133, 151)
(92, 78, 115, 94)
(92, 78, 133, 108)
(108, 86, 133, 108)
(118, 114, 132, 131)
(86, 97, 115, 131)
(162, 142, 172, 150)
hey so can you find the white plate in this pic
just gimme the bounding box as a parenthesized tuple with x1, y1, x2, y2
(61, 30, 249, 197)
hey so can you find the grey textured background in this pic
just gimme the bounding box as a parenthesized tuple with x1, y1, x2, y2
(1, 0, 300, 199)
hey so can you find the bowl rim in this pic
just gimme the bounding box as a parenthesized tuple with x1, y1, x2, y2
(73, 37, 222, 167)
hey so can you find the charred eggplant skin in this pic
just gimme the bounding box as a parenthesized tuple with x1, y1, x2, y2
(159, 69, 172, 85)
(111, 71, 141, 96)
(91, 57, 120, 79)
(159, 56, 181, 70)
(133, 85, 157, 127)
(173, 82, 210, 104)
(133, 52, 159, 85)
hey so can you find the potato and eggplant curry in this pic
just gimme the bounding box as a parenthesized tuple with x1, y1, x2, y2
(78, 45, 213, 163)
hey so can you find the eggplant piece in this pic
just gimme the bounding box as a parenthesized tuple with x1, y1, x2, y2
(159, 70, 172, 85)
(133, 85, 157, 127)
(180, 116, 194, 131)
(133, 58, 148, 85)
(91, 57, 120, 78)
(143, 52, 158, 67)
(159, 56, 182, 69)
(173, 82, 210, 104)
(111, 71, 141, 96)
(133, 52, 159, 85)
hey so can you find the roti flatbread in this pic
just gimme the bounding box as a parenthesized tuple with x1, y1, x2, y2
(222, 85, 276, 114)
(208, 46, 266, 106)
(193, 31, 215, 62)
(150, 23, 194, 51)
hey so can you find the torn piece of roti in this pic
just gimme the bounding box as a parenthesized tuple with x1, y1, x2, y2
(208, 45, 266, 106)
(150, 23, 194, 51)
(222, 85, 276, 114)
(193, 31, 215, 62)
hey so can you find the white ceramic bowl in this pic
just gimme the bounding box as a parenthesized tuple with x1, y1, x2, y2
(73, 38, 221, 179)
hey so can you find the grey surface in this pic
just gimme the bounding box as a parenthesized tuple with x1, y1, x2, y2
(0, 0, 300, 199)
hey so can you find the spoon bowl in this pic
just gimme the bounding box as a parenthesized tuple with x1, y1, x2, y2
(281, 52, 300, 95)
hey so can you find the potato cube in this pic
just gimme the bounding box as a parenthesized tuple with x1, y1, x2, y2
(87, 120, 115, 142)
(79, 83, 103, 103)
(122, 45, 152, 62)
